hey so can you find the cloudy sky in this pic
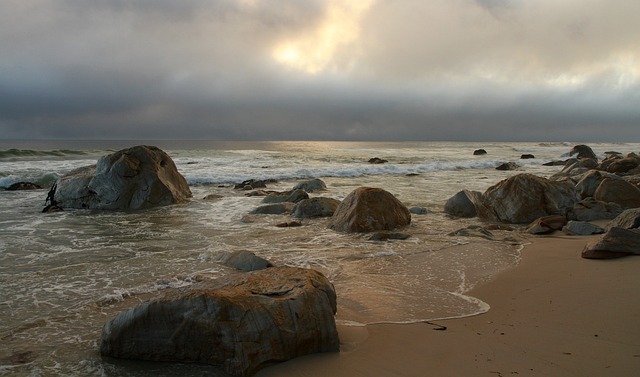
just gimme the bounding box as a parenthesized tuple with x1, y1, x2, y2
(1, 0, 639, 141)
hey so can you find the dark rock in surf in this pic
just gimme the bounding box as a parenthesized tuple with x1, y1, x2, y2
(50, 146, 191, 210)
(409, 206, 429, 215)
(261, 189, 308, 204)
(520, 154, 536, 159)
(250, 203, 295, 215)
(444, 190, 481, 218)
(292, 179, 327, 192)
(203, 194, 223, 201)
(495, 162, 520, 171)
(473, 149, 487, 155)
(100, 266, 339, 377)
(448, 225, 496, 240)
(234, 179, 268, 190)
(570, 144, 598, 161)
(328, 187, 411, 233)
(543, 160, 567, 166)
(369, 231, 411, 241)
(6, 182, 42, 190)
(276, 221, 302, 228)
(219, 250, 273, 272)
(368, 157, 388, 164)
(292, 197, 340, 218)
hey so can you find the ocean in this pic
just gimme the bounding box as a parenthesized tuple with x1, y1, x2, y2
(1, 140, 638, 376)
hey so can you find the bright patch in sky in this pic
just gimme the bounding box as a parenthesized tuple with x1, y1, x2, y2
(272, 0, 373, 74)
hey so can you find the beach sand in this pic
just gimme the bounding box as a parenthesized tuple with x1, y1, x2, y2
(257, 234, 640, 377)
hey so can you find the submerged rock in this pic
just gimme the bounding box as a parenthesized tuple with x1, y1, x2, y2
(473, 149, 487, 155)
(51, 146, 191, 210)
(368, 157, 388, 164)
(495, 162, 520, 171)
(100, 267, 339, 377)
(292, 179, 327, 192)
(6, 182, 42, 190)
(292, 197, 340, 218)
(328, 187, 411, 233)
(219, 250, 273, 272)
(261, 189, 308, 204)
(250, 202, 295, 215)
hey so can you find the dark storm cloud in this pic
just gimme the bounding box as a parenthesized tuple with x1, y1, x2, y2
(0, 0, 638, 141)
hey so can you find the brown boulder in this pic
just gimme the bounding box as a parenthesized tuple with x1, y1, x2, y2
(570, 144, 598, 160)
(593, 178, 640, 209)
(328, 187, 411, 233)
(606, 157, 639, 174)
(581, 227, 640, 259)
(480, 173, 578, 224)
(100, 267, 339, 376)
(606, 208, 640, 230)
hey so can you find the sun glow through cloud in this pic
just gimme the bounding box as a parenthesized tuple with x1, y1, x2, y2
(272, 0, 374, 74)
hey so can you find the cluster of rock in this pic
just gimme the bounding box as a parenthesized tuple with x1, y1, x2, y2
(245, 180, 414, 235)
(446, 144, 640, 259)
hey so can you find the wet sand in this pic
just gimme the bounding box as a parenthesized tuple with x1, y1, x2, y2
(258, 234, 640, 377)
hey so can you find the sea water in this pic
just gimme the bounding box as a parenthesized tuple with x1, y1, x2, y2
(1, 140, 637, 376)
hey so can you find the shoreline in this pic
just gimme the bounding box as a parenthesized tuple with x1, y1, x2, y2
(258, 234, 640, 377)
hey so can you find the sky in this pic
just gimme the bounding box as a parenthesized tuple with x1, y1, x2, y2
(1, 0, 639, 142)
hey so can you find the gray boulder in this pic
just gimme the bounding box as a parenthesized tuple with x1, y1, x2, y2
(444, 190, 481, 218)
(52, 146, 191, 210)
(575, 170, 616, 199)
(100, 267, 339, 377)
(570, 144, 598, 160)
(293, 179, 327, 192)
(582, 227, 640, 259)
(495, 162, 520, 171)
(328, 187, 411, 233)
(292, 197, 340, 218)
(569, 198, 623, 221)
(562, 221, 605, 235)
(250, 202, 295, 215)
(219, 250, 273, 272)
(480, 173, 578, 224)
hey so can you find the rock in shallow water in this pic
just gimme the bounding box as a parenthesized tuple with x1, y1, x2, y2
(100, 266, 339, 377)
(51, 146, 191, 210)
(328, 187, 411, 233)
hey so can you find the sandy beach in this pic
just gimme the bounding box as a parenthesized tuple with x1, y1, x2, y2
(258, 234, 640, 377)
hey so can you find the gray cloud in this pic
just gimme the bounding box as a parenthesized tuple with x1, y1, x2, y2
(1, 0, 638, 141)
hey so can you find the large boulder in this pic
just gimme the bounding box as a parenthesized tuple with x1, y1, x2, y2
(581, 227, 640, 259)
(480, 174, 579, 224)
(51, 146, 191, 210)
(606, 156, 639, 174)
(575, 170, 616, 199)
(593, 178, 640, 209)
(570, 144, 598, 160)
(569, 198, 623, 221)
(100, 267, 339, 376)
(292, 197, 341, 218)
(444, 190, 482, 218)
(328, 187, 411, 233)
